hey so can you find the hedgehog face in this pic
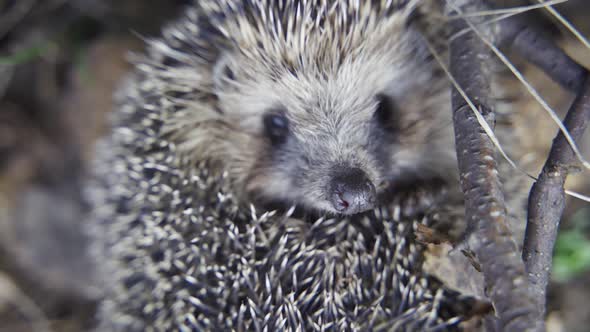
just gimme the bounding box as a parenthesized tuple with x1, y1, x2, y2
(165, 1, 457, 216)
(208, 47, 456, 216)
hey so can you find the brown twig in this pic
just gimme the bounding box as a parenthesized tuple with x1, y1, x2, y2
(447, 1, 542, 330)
(522, 74, 590, 319)
(489, 0, 590, 322)
(496, 4, 586, 93)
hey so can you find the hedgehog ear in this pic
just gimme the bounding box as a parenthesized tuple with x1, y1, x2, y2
(212, 53, 236, 92)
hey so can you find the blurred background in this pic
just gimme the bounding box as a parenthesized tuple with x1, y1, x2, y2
(0, 1, 588, 331)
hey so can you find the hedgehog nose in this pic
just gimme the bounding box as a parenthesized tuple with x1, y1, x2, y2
(329, 168, 376, 215)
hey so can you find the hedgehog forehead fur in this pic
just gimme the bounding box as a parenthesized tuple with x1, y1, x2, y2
(145, 0, 457, 215)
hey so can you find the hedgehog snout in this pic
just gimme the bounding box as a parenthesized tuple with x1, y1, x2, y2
(329, 167, 376, 215)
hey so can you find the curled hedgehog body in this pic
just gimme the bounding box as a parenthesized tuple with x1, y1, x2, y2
(90, 0, 523, 331)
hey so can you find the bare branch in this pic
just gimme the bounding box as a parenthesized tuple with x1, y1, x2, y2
(523, 74, 590, 319)
(447, 2, 542, 330)
(496, 8, 586, 93)
(491, 0, 590, 319)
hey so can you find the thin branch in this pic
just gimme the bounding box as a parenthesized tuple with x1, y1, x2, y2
(523, 74, 590, 320)
(448, 0, 567, 19)
(446, 1, 542, 330)
(460, 1, 590, 182)
(534, 0, 590, 51)
(496, 7, 586, 93)
(493, 0, 590, 318)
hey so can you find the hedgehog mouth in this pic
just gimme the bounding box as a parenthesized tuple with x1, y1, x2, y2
(247, 174, 448, 222)
(250, 194, 377, 223)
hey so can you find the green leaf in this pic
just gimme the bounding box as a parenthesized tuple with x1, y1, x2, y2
(553, 224, 590, 282)
(0, 42, 52, 66)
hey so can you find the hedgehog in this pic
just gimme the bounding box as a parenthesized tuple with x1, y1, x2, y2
(88, 0, 525, 331)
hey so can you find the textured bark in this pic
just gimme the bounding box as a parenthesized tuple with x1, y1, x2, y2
(496, 4, 586, 93)
(523, 75, 590, 319)
(448, 2, 542, 330)
(489, 0, 590, 323)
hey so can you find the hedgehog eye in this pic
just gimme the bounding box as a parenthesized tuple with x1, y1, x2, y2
(223, 65, 235, 81)
(373, 94, 398, 131)
(263, 111, 290, 145)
